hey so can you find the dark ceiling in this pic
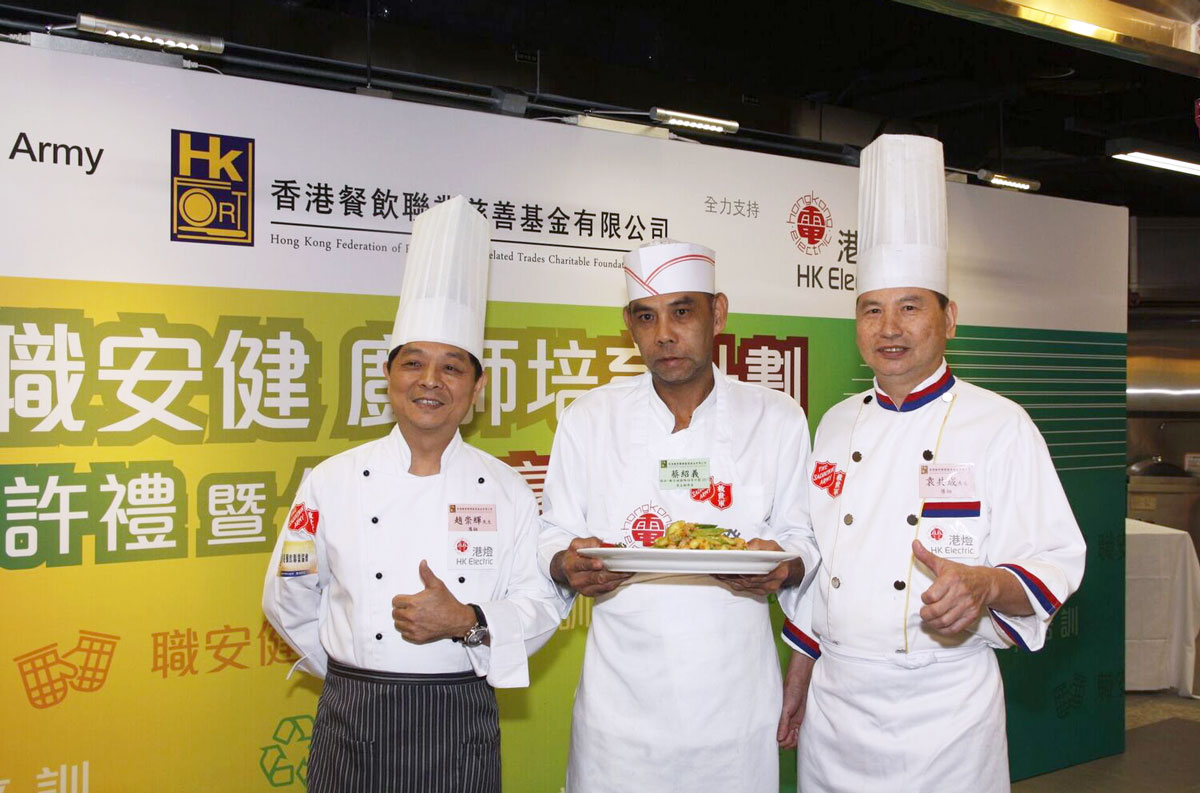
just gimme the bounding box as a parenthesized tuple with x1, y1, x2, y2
(4, 0, 1198, 216)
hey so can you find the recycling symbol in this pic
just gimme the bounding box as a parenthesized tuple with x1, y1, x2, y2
(259, 714, 314, 787)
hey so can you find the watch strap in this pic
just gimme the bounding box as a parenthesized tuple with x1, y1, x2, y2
(452, 604, 487, 644)
(469, 603, 487, 628)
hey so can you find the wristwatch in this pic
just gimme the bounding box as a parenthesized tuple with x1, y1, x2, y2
(453, 603, 489, 647)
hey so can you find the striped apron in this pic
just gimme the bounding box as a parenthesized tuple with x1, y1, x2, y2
(308, 659, 500, 793)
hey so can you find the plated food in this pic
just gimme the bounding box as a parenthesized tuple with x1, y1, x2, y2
(651, 520, 746, 550)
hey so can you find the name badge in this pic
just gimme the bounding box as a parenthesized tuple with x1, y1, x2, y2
(447, 504, 499, 571)
(278, 539, 317, 577)
(918, 463, 975, 500)
(659, 458, 710, 490)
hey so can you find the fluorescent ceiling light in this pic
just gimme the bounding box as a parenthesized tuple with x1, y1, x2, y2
(76, 13, 224, 54)
(1108, 138, 1200, 178)
(976, 169, 1041, 192)
(649, 107, 739, 134)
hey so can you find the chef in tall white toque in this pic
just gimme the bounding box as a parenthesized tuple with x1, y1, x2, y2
(263, 195, 561, 793)
(539, 239, 819, 793)
(776, 135, 1087, 793)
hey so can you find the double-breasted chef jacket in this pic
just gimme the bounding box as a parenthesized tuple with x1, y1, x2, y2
(263, 425, 561, 687)
(539, 366, 818, 793)
(780, 361, 1087, 792)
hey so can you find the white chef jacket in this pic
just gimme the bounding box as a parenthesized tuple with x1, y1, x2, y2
(262, 425, 561, 688)
(539, 366, 818, 793)
(778, 361, 1086, 792)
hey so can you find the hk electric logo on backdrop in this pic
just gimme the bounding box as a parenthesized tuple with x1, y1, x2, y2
(787, 193, 833, 256)
(170, 129, 254, 245)
(788, 191, 858, 292)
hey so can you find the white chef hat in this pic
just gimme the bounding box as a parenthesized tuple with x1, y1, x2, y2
(389, 195, 490, 361)
(856, 134, 948, 296)
(622, 239, 716, 302)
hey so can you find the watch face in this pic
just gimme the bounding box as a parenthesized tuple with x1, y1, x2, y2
(464, 625, 489, 647)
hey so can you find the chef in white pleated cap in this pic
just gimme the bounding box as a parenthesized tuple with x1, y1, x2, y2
(776, 135, 1086, 792)
(264, 195, 560, 793)
(539, 239, 819, 793)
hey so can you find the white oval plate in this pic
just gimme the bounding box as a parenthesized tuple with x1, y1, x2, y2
(577, 547, 798, 575)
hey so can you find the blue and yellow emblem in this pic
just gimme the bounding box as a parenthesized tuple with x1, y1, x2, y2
(170, 129, 254, 245)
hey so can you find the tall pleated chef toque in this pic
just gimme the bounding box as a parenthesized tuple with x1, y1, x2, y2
(623, 239, 716, 302)
(389, 195, 490, 361)
(856, 134, 949, 296)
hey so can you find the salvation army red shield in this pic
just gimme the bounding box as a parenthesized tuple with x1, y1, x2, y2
(708, 481, 733, 510)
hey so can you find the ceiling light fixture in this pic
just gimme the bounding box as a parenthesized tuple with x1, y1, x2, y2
(76, 13, 224, 54)
(976, 169, 1041, 192)
(649, 107, 739, 135)
(1108, 138, 1200, 178)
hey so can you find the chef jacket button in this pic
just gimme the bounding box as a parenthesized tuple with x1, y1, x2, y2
(894, 580, 906, 590)
(371, 516, 379, 524)
(831, 576, 841, 588)
(363, 469, 371, 477)
(907, 514, 918, 525)
(478, 477, 485, 484)
(843, 514, 853, 525)
(851, 451, 862, 462)
(375, 572, 382, 580)
(458, 576, 466, 583)
(922, 450, 933, 461)
(375, 633, 382, 640)
(864, 395, 873, 404)
(941, 393, 953, 403)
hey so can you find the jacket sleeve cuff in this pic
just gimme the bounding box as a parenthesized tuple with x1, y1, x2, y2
(537, 540, 577, 618)
(781, 619, 821, 660)
(988, 562, 1067, 653)
(465, 600, 530, 688)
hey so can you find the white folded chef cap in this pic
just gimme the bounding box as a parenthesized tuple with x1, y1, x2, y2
(623, 239, 716, 302)
(856, 134, 949, 296)
(390, 195, 490, 361)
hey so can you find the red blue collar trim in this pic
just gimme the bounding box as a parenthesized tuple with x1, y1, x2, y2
(875, 368, 955, 412)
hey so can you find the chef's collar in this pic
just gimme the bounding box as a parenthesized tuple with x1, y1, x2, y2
(873, 360, 954, 412)
(386, 423, 464, 474)
(647, 363, 722, 432)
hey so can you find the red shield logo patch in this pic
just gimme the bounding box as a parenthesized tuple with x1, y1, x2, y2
(287, 503, 320, 535)
(811, 461, 845, 498)
(690, 477, 733, 510)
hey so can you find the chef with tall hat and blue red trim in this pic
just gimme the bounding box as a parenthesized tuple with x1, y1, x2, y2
(776, 134, 1087, 792)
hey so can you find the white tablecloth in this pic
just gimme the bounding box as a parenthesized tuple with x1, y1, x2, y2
(1126, 518, 1200, 696)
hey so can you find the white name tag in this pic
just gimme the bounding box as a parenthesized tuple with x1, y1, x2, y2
(447, 504, 499, 571)
(918, 463, 976, 500)
(659, 458, 710, 489)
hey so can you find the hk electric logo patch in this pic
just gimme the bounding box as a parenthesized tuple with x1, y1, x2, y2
(170, 129, 254, 245)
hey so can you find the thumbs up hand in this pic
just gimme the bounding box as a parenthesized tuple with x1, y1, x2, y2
(912, 540, 999, 637)
(391, 560, 477, 644)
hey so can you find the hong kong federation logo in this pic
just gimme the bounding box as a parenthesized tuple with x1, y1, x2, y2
(811, 461, 845, 498)
(788, 193, 833, 255)
(623, 502, 671, 547)
(287, 503, 320, 535)
(690, 478, 733, 510)
(171, 129, 254, 245)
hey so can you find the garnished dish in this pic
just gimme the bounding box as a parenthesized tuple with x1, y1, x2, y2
(651, 521, 746, 550)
